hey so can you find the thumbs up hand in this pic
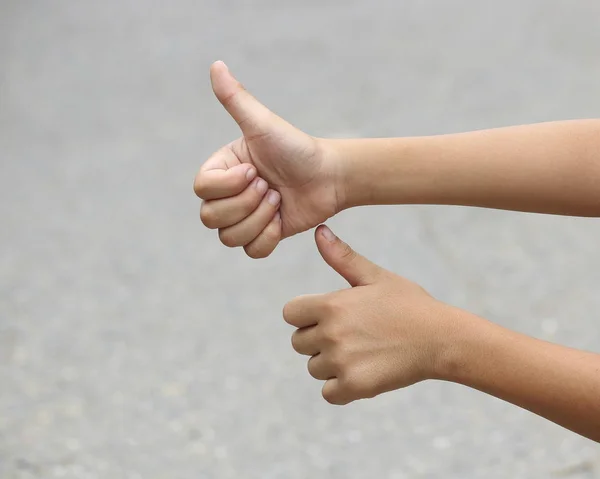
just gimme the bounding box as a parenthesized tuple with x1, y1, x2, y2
(194, 62, 342, 259)
(284, 225, 459, 405)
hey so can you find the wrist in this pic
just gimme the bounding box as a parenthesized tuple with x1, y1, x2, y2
(431, 306, 495, 383)
(316, 137, 358, 212)
(318, 136, 444, 211)
(318, 137, 400, 211)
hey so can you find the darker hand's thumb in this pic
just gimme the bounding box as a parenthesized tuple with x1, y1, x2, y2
(315, 225, 383, 287)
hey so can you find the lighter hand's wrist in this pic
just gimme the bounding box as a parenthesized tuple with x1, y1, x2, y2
(317, 137, 371, 212)
(316, 138, 350, 213)
(317, 136, 437, 211)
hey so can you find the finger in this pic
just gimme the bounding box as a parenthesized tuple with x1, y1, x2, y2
(315, 225, 384, 287)
(194, 162, 257, 201)
(210, 61, 274, 138)
(307, 354, 335, 380)
(322, 378, 352, 405)
(218, 189, 281, 247)
(291, 326, 320, 356)
(243, 211, 281, 259)
(200, 177, 269, 229)
(283, 294, 326, 328)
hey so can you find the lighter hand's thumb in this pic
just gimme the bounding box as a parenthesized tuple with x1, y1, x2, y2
(315, 225, 383, 287)
(210, 61, 273, 136)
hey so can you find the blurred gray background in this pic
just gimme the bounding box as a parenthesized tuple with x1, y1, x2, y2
(1, 1, 600, 478)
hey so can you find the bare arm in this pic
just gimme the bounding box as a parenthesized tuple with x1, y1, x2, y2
(442, 309, 600, 442)
(286, 227, 600, 442)
(198, 65, 600, 256)
(330, 120, 600, 216)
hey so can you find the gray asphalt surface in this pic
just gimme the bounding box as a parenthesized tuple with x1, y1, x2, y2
(1, 1, 600, 478)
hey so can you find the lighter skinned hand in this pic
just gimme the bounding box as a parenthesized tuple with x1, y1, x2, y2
(194, 61, 341, 258)
(284, 225, 457, 405)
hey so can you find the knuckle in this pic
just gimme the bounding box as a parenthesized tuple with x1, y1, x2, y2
(347, 377, 367, 396)
(219, 89, 240, 109)
(199, 204, 218, 229)
(193, 175, 206, 198)
(322, 387, 339, 405)
(218, 229, 238, 248)
(290, 330, 302, 353)
(321, 321, 344, 344)
(344, 371, 376, 400)
(321, 293, 343, 316)
(221, 84, 249, 114)
(262, 221, 281, 242)
(307, 357, 319, 378)
(328, 347, 347, 369)
(244, 243, 269, 259)
(232, 172, 248, 191)
(322, 385, 349, 406)
(243, 219, 280, 260)
(242, 196, 259, 215)
(282, 301, 296, 325)
(340, 377, 361, 398)
(339, 243, 356, 262)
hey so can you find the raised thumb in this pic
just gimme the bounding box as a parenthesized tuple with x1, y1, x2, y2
(315, 225, 383, 287)
(210, 61, 273, 137)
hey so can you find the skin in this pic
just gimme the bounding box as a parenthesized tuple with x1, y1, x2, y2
(286, 226, 600, 443)
(195, 61, 339, 258)
(194, 61, 600, 443)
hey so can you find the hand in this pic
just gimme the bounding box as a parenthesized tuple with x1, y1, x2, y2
(194, 61, 341, 258)
(283, 225, 458, 405)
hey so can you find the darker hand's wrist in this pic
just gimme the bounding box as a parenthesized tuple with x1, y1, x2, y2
(430, 306, 488, 383)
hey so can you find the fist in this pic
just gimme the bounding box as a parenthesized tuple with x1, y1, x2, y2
(283, 226, 456, 405)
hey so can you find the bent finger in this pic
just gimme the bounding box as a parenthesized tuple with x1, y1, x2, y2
(200, 177, 269, 229)
(218, 189, 281, 247)
(194, 162, 256, 200)
(243, 211, 281, 259)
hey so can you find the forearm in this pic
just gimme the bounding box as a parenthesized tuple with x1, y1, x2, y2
(328, 120, 600, 216)
(440, 309, 600, 442)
